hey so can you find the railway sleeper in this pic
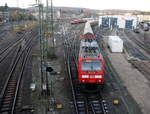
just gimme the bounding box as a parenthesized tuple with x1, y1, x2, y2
(101, 100, 109, 113)
(0, 107, 12, 113)
(4, 92, 14, 95)
(2, 99, 12, 103)
(7, 87, 15, 90)
(0, 107, 11, 112)
(8, 80, 16, 83)
(76, 94, 85, 99)
(1, 101, 11, 106)
(6, 89, 15, 92)
(76, 101, 86, 112)
(3, 95, 12, 99)
(91, 102, 103, 113)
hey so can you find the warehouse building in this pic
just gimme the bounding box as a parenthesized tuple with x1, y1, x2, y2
(99, 15, 138, 29)
(137, 14, 150, 22)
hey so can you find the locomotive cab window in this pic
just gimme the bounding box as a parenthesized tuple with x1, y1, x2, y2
(82, 60, 102, 71)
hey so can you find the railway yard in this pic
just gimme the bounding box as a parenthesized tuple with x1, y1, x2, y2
(1, 11, 150, 114)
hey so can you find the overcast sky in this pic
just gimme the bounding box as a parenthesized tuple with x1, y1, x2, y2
(0, 0, 150, 11)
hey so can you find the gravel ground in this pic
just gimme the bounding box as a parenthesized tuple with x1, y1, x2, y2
(31, 26, 73, 114)
(102, 31, 150, 114)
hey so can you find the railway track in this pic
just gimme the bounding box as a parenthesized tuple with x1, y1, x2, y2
(0, 28, 38, 93)
(0, 30, 38, 114)
(0, 29, 37, 63)
(85, 93, 108, 114)
(0, 38, 23, 63)
(0, 30, 8, 38)
(118, 30, 149, 60)
(117, 30, 150, 83)
(124, 30, 150, 55)
(131, 60, 150, 81)
(65, 44, 108, 114)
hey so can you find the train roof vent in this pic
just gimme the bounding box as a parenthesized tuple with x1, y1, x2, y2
(82, 47, 101, 58)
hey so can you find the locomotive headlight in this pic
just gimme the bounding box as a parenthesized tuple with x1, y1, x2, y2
(95, 75, 102, 78)
(82, 75, 89, 78)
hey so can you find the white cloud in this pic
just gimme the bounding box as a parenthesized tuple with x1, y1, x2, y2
(0, 0, 150, 11)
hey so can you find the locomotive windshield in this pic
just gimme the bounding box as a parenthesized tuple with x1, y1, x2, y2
(82, 60, 102, 71)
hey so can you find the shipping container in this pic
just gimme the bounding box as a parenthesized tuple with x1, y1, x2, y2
(108, 36, 123, 53)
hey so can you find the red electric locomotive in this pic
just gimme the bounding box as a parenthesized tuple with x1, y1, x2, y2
(78, 22, 105, 85)
(78, 40, 105, 84)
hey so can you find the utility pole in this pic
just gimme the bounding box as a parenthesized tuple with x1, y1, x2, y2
(45, 0, 50, 95)
(17, 0, 19, 26)
(38, 0, 45, 95)
(38, 0, 51, 96)
(37, 0, 55, 96)
(46, 0, 49, 60)
(50, 0, 55, 57)
(4, 3, 9, 23)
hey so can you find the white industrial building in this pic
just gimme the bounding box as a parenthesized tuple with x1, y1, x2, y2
(99, 15, 138, 29)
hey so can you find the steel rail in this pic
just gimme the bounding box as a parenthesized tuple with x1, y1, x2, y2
(11, 41, 34, 114)
(64, 41, 79, 114)
(0, 33, 38, 113)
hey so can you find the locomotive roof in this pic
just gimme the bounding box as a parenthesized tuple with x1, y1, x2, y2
(79, 39, 102, 59)
(83, 21, 94, 35)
